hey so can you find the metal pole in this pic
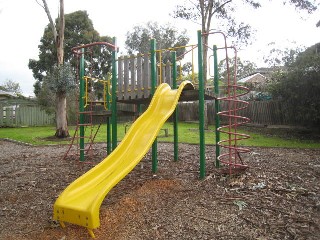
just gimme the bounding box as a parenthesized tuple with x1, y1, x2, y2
(111, 37, 118, 150)
(197, 30, 205, 179)
(150, 39, 158, 173)
(106, 79, 111, 154)
(79, 48, 85, 161)
(213, 45, 221, 168)
(137, 104, 142, 114)
(172, 51, 179, 161)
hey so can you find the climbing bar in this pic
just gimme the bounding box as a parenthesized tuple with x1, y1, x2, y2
(204, 30, 251, 175)
(71, 41, 118, 54)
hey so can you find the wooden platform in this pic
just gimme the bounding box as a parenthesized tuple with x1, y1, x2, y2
(117, 89, 215, 105)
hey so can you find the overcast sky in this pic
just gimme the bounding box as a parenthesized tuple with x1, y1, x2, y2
(0, 0, 319, 96)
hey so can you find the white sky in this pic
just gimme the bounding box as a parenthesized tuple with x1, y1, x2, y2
(0, 0, 319, 96)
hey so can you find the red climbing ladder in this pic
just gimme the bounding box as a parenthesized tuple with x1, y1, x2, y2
(63, 102, 102, 161)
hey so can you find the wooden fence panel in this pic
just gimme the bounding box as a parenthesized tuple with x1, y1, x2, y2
(1, 100, 297, 128)
(123, 56, 130, 99)
(0, 104, 3, 126)
(177, 100, 297, 126)
(136, 55, 143, 98)
(1, 106, 16, 127)
(130, 56, 136, 99)
(117, 56, 124, 100)
(143, 54, 150, 98)
(16, 105, 54, 126)
(0, 104, 54, 127)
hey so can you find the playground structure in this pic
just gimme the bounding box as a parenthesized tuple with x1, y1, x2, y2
(55, 30, 250, 237)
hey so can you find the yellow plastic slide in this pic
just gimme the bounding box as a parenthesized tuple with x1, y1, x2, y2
(53, 81, 194, 237)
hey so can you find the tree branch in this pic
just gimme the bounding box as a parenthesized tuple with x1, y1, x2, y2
(56, 0, 65, 64)
(211, 0, 233, 17)
(35, 0, 45, 10)
(187, 0, 198, 9)
(41, 0, 57, 42)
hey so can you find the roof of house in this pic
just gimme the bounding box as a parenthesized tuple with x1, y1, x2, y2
(238, 73, 267, 84)
(0, 90, 17, 98)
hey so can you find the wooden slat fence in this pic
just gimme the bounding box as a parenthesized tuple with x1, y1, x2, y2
(178, 100, 298, 126)
(0, 103, 54, 127)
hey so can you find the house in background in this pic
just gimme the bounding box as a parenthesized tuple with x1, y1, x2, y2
(0, 90, 19, 126)
(0, 90, 54, 127)
(238, 69, 272, 100)
(238, 72, 267, 90)
(0, 90, 17, 100)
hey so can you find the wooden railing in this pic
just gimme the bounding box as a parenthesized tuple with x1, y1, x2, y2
(116, 54, 174, 100)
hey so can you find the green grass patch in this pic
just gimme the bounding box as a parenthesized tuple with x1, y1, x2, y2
(0, 122, 319, 148)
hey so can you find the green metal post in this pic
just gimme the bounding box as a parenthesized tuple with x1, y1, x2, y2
(197, 30, 205, 179)
(172, 51, 179, 161)
(111, 37, 118, 150)
(106, 78, 111, 154)
(137, 104, 142, 114)
(213, 45, 221, 168)
(79, 48, 85, 162)
(150, 39, 158, 173)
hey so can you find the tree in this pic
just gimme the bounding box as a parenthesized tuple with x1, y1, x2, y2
(182, 62, 193, 75)
(29, 7, 113, 137)
(263, 42, 305, 68)
(218, 57, 256, 84)
(0, 79, 22, 95)
(172, 0, 260, 86)
(269, 43, 320, 128)
(125, 21, 190, 63)
(31, 0, 67, 137)
(172, 0, 319, 87)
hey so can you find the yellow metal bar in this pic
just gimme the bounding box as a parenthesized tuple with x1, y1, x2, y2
(83, 75, 109, 110)
(155, 44, 197, 52)
(103, 81, 107, 110)
(178, 60, 183, 82)
(192, 47, 195, 82)
(158, 52, 162, 84)
(84, 76, 89, 108)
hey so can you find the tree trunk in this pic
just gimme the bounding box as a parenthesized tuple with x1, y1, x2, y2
(55, 92, 69, 138)
(204, 101, 208, 130)
(54, 0, 68, 138)
(202, 35, 209, 87)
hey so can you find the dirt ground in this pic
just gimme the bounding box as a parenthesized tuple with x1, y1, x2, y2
(0, 136, 320, 240)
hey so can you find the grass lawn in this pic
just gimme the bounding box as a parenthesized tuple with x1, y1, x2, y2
(0, 122, 319, 148)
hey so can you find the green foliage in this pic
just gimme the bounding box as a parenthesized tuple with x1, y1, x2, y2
(125, 21, 190, 63)
(29, 10, 113, 96)
(0, 79, 22, 94)
(218, 57, 256, 84)
(263, 42, 305, 68)
(35, 63, 77, 115)
(45, 63, 76, 94)
(287, 0, 318, 13)
(0, 123, 319, 148)
(269, 43, 320, 128)
(172, 1, 261, 47)
(172, 1, 318, 47)
(182, 62, 193, 75)
(180, 72, 199, 84)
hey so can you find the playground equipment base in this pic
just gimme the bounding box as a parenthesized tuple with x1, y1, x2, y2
(53, 81, 194, 237)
